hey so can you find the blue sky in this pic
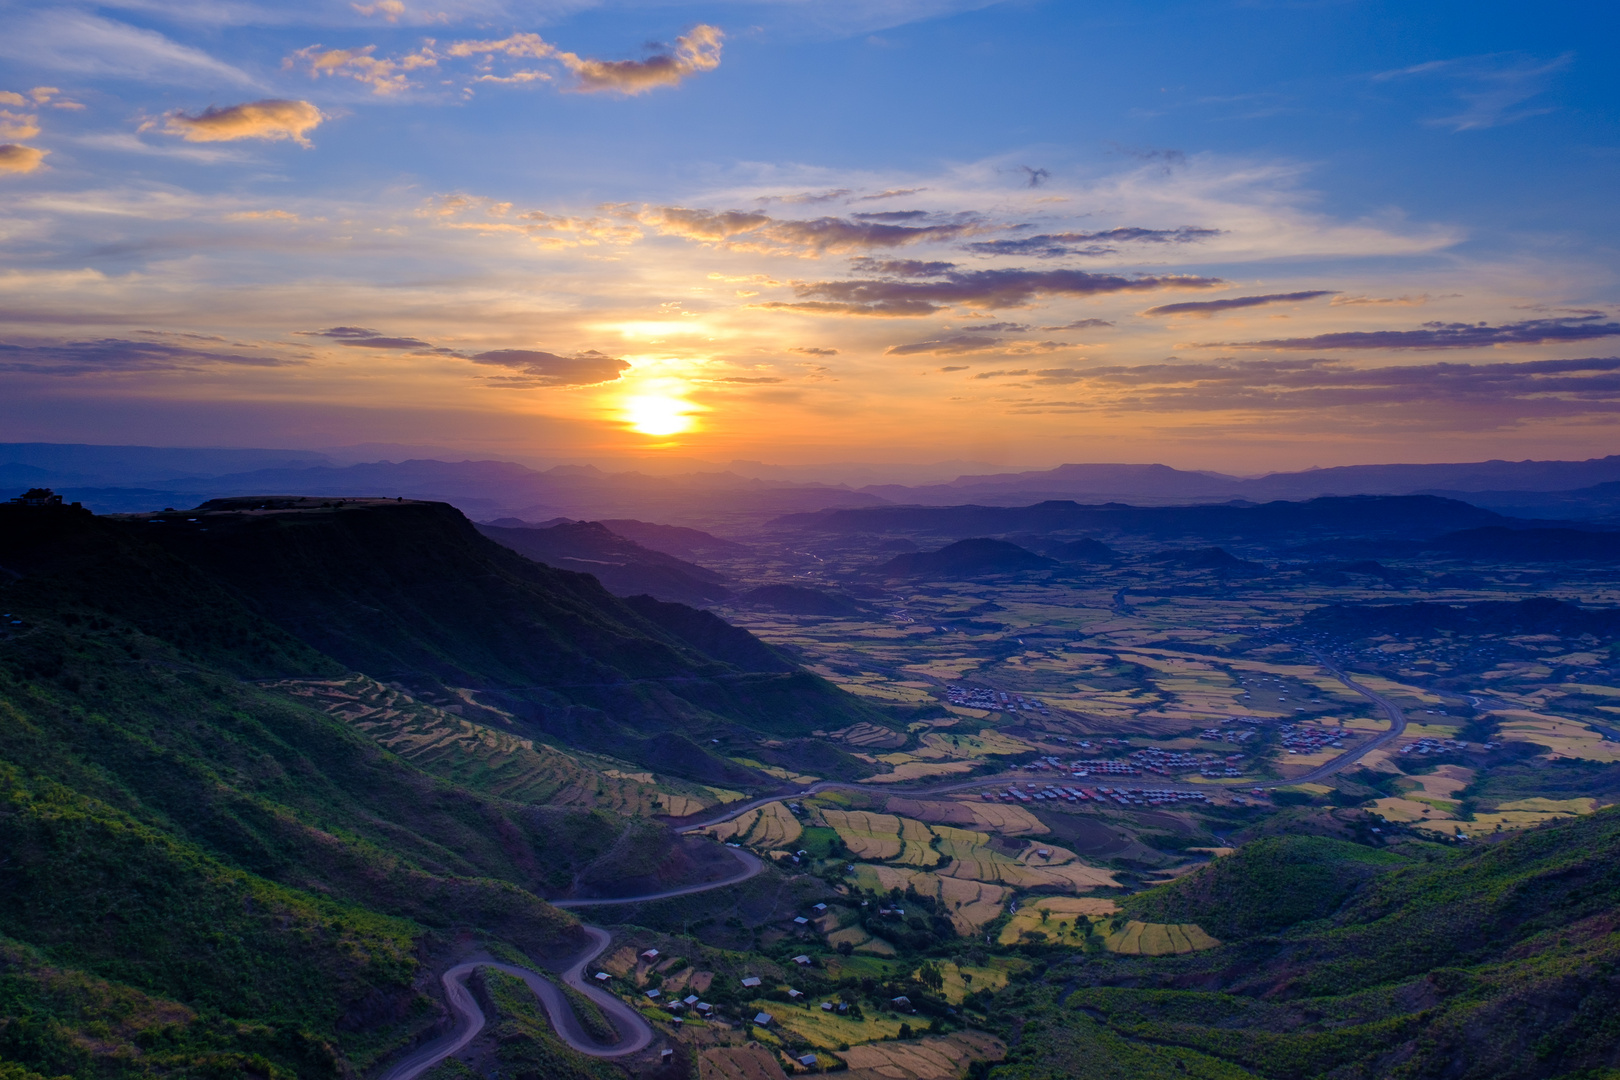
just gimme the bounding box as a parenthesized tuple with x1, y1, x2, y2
(0, 0, 1616, 472)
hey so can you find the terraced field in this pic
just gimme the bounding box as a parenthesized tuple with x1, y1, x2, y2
(700, 801, 804, 849)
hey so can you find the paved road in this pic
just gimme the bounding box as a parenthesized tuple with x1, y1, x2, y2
(552, 845, 766, 906)
(1270, 651, 1409, 786)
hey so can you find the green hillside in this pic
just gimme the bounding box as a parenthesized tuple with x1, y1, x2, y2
(986, 810, 1620, 1080)
(0, 499, 884, 1078)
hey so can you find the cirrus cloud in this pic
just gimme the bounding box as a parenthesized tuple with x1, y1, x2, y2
(1199, 316, 1620, 351)
(1141, 289, 1338, 317)
(761, 267, 1224, 316)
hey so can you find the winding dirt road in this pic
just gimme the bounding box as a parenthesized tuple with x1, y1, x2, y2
(382, 653, 1408, 1077)
(378, 847, 765, 1079)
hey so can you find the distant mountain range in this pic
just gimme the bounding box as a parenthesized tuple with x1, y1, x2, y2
(9, 443, 1620, 523)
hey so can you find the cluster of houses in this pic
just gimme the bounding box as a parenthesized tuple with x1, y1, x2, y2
(942, 685, 1050, 715)
(986, 783, 1212, 807)
(1399, 737, 1470, 756)
(1279, 723, 1348, 754)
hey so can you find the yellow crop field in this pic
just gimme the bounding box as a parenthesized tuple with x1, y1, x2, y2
(766, 1002, 906, 1049)
(698, 1046, 789, 1080)
(1102, 920, 1220, 955)
(700, 801, 803, 849)
(848, 864, 1010, 933)
(997, 897, 1119, 945)
(821, 809, 939, 863)
(277, 675, 724, 817)
(932, 961, 1018, 1004)
(1495, 711, 1620, 763)
(835, 1032, 1007, 1078)
(939, 838, 1119, 891)
(867, 759, 979, 783)
(884, 797, 1047, 835)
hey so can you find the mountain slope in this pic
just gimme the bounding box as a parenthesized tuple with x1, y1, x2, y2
(991, 811, 1620, 1080)
(878, 538, 1057, 578)
(126, 498, 879, 776)
(476, 519, 730, 605)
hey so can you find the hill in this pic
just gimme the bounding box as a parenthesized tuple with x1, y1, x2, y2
(991, 809, 1620, 1079)
(1428, 525, 1620, 562)
(736, 584, 868, 616)
(1149, 546, 1264, 573)
(0, 501, 667, 1080)
(778, 495, 1507, 547)
(877, 538, 1057, 578)
(476, 519, 730, 605)
(121, 497, 877, 780)
(1047, 537, 1117, 563)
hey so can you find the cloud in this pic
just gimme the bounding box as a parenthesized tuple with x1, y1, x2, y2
(852, 210, 929, 222)
(429, 195, 642, 249)
(884, 335, 1070, 356)
(638, 206, 982, 255)
(0, 337, 295, 375)
(352, 0, 405, 21)
(556, 24, 724, 95)
(995, 355, 1620, 424)
(855, 188, 926, 201)
(848, 258, 959, 276)
(1374, 52, 1573, 131)
(470, 349, 629, 386)
(1020, 165, 1050, 188)
(306, 326, 446, 351)
(1141, 290, 1338, 317)
(1041, 318, 1113, 331)
(153, 100, 324, 147)
(761, 267, 1224, 316)
(789, 346, 838, 356)
(0, 11, 256, 88)
(0, 110, 39, 140)
(288, 43, 436, 95)
(0, 144, 46, 174)
(302, 327, 628, 386)
(960, 322, 1028, 332)
(1202, 317, 1620, 351)
(1329, 293, 1447, 306)
(966, 226, 1223, 259)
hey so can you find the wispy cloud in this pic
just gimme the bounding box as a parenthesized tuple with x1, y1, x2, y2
(301, 326, 628, 386)
(1373, 52, 1573, 131)
(761, 267, 1224, 316)
(637, 206, 985, 256)
(1142, 290, 1337, 317)
(996, 355, 1620, 426)
(0, 336, 295, 374)
(0, 11, 257, 88)
(967, 226, 1221, 259)
(884, 335, 1070, 356)
(1200, 317, 1620, 351)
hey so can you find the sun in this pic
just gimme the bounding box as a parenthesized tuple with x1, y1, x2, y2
(622, 394, 696, 437)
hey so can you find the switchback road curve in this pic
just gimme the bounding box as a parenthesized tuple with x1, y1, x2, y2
(378, 849, 764, 1079)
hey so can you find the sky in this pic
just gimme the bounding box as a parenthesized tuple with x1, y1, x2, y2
(0, 0, 1617, 475)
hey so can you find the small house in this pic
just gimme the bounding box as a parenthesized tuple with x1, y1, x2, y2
(641, 949, 660, 961)
(754, 1012, 773, 1027)
(740, 976, 762, 988)
(645, 989, 661, 999)
(891, 995, 913, 1010)
(594, 972, 611, 982)
(820, 1002, 834, 1011)
(684, 994, 700, 1005)
(812, 903, 827, 913)
(798, 1053, 818, 1067)
(787, 989, 804, 999)
(793, 916, 810, 925)
(792, 955, 811, 965)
